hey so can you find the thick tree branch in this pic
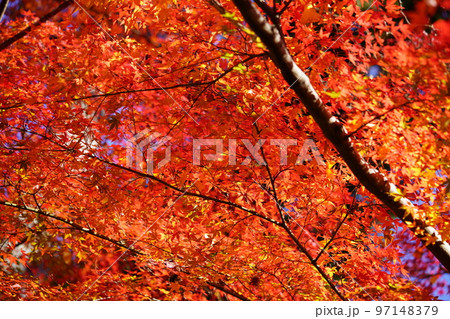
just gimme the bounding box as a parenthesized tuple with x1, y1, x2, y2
(231, 0, 450, 272)
(0, 0, 74, 52)
(0, 0, 9, 22)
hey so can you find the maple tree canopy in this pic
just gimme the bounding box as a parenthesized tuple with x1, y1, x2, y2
(0, 0, 449, 300)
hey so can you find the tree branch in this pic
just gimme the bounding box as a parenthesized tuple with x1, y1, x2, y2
(347, 103, 410, 138)
(94, 155, 283, 226)
(0, 53, 266, 112)
(0, 0, 74, 52)
(278, 0, 295, 16)
(206, 281, 250, 300)
(0, 200, 144, 255)
(0, 200, 250, 300)
(281, 223, 347, 300)
(9, 126, 282, 227)
(230, 0, 450, 272)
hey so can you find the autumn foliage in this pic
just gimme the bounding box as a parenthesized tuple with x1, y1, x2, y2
(0, 0, 449, 300)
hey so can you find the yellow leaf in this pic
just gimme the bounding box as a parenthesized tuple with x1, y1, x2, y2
(323, 91, 341, 98)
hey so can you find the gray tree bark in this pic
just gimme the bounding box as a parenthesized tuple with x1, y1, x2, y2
(231, 0, 450, 272)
